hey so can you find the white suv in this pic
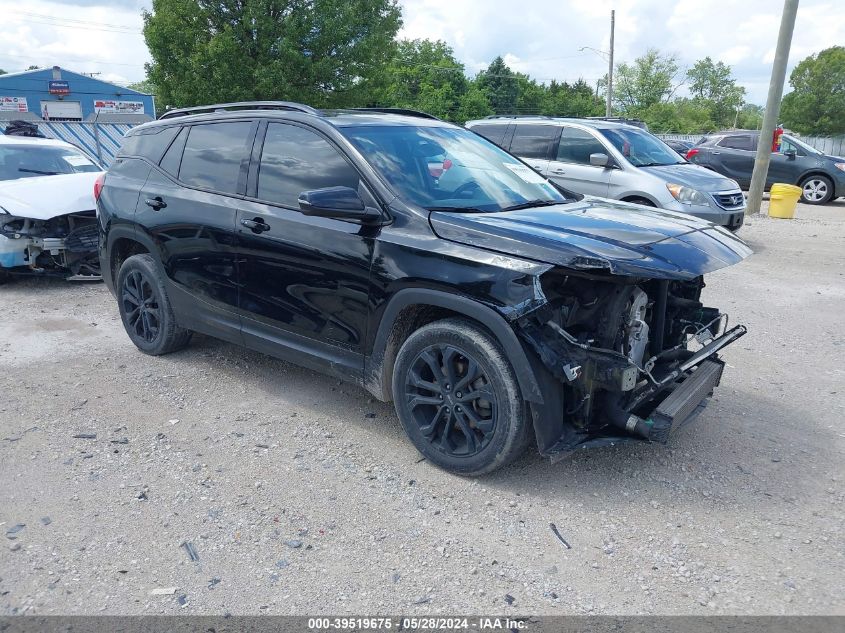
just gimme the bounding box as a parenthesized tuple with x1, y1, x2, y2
(466, 116, 746, 231)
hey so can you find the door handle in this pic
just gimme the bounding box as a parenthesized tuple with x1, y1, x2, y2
(240, 217, 270, 233)
(550, 168, 566, 175)
(144, 196, 167, 210)
(712, 151, 721, 155)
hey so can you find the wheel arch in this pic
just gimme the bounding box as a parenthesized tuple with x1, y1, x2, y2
(620, 193, 660, 207)
(364, 288, 544, 405)
(797, 170, 834, 186)
(100, 226, 154, 292)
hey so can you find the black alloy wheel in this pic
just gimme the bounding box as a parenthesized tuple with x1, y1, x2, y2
(122, 269, 161, 344)
(116, 253, 191, 355)
(405, 344, 497, 457)
(392, 318, 531, 476)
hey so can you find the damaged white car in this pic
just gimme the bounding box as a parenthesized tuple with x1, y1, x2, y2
(0, 133, 104, 281)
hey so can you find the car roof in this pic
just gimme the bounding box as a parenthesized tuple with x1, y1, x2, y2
(133, 102, 456, 135)
(465, 116, 641, 131)
(0, 134, 79, 149)
(705, 130, 759, 137)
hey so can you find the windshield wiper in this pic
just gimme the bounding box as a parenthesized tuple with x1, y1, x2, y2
(18, 168, 60, 175)
(499, 199, 564, 212)
(636, 161, 684, 168)
(426, 206, 487, 213)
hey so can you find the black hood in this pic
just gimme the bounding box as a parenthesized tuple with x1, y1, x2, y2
(429, 197, 752, 280)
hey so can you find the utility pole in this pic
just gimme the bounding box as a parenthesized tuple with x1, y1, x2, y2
(746, 0, 799, 215)
(606, 9, 615, 117)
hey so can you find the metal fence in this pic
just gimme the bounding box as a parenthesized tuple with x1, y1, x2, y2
(799, 135, 844, 156)
(0, 120, 141, 167)
(657, 133, 844, 156)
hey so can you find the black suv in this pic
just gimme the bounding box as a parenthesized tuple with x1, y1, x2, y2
(688, 131, 845, 204)
(98, 101, 751, 475)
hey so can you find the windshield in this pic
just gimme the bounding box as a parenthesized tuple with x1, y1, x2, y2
(0, 144, 100, 181)
(782, 134, 823, 155)
(341, 125, 568, 212)
(599, 127, 684, 167)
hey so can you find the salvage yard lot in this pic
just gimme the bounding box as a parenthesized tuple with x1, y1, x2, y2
(1, 200, 843, 615)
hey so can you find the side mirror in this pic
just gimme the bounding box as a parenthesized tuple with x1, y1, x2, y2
(784, 149, 797, 160)
(590, 152, 610, 167)
(298, 186, 380, 222)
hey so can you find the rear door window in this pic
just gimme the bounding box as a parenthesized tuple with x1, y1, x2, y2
(556, 127, 609, 165)
(159, 127, 187, 177)
(257, 123, 359, 208)
(718, 135, 753, 151)
(179, 121, 253, 194)
(469, 124, 509, 148)
(508, 124, 559, 160)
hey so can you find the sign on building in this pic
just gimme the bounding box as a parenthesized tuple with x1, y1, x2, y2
(48, 80, 70, 95)
(93, 99, 145, 115)
(0, 96, 28, 112)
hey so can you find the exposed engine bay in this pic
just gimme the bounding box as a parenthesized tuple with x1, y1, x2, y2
(516, 270, 746, 455)
(0, 210, 100, 278)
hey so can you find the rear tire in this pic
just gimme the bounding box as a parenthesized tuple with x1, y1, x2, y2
(116, 253, 191, 355)
(800, 175, 834, 205)
(392, 318, 531, 476)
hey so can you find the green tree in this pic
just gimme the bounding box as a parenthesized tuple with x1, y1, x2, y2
(476, 56, 518, 114)
(687, 56, 745, 128)
(613, 49, 682, 114)
(455, 84, 493, 122)
(780, 46, 845, 135)
(127, 79, 157, 95)
(143, 0, 402, 109)
(542, 79, 602, 117)
(379, 39, 467, 120)
(514, 73, 544, 115)
(640, 99, 714, 134)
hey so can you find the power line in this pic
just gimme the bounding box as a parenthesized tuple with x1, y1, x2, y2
(0, 52, 146, 69)
(12, 10, 140, 31)
(8, 11, 142, 34)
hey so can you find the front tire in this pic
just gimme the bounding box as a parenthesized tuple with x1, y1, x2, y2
(116, 253, 191, 355)
(800, 175, 834, 205)
(624, 197, 656, 207)
(392, 318, 531, 476)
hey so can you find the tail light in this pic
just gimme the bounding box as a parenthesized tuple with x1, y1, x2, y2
(94, 173, 105, 201)
(686, 148, 699, 160)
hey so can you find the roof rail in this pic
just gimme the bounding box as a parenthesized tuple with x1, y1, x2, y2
(348, 107, 441, 120)
(482, 114, 552, 119)
(158, 101, 319, 121)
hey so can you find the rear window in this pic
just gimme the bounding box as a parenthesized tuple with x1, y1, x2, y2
(178, 122, 253, 194)
(468, 123, 509, 148)
(508, 124, 559, 160)
(118, 126, 180, 163)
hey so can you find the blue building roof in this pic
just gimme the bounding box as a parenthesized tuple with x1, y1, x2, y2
(0, 66, 155, 121)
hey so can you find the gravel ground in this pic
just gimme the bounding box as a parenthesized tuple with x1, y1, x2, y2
(0, 200, 843, 616)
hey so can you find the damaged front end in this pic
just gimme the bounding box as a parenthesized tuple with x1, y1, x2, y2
(0, 209, 100, 279)
(516, 271, 746, 458)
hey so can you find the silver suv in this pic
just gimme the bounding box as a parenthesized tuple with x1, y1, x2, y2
(466, 116, 746, 231)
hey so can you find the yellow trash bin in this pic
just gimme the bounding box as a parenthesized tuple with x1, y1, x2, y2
(769, 183, 802, 219)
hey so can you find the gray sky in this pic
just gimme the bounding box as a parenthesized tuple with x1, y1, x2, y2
(1, 0, 843, 104)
